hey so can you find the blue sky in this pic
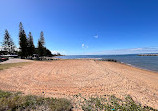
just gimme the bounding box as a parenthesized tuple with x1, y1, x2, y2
(0, 0, 158, 55)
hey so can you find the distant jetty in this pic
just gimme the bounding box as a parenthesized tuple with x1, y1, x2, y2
(138, 54, 158, 56)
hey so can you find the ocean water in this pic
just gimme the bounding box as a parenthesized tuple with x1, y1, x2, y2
(56, 54, 158, 72)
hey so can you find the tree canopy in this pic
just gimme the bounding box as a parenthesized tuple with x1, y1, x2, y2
(2, 29, 16, 54)
(19, 22, 28, 58)
(0, 22, 53, 58)
(27, 32, 35, 56)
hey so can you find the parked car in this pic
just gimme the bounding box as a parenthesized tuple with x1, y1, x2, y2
(0, 56, 9, 62)
(32, 54, 39, 60)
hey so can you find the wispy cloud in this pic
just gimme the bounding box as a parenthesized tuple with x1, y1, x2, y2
(94, 35, 98, 38)
(82, 43, 88, 49)
(82, 44, 85, 48)
(86, 47, 158, 55)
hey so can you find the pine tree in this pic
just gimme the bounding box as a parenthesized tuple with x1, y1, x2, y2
(10, 38, 16, 54)
(45, 48, 52, 56)
(37, 31, 45, 57)
(37, 39, 44, 56)
(40, 31, 45, 46)
(2, 29, 16, 54)
(19, 22, 28, 58)
(27, 32, 35, 56)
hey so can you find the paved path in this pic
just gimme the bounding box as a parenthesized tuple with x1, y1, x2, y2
(0, 58, 32, 64)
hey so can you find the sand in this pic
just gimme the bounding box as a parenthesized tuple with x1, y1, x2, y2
(0, 59, 158, 109)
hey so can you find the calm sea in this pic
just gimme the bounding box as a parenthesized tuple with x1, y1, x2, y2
(56, 54, 158, 72)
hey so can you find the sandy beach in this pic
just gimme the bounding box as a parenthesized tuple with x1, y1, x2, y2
(0, 59, 158, 109)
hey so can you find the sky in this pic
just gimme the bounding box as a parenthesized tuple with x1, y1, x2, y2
(0, 0, 158, 55)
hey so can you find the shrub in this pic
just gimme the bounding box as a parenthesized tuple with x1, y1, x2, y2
(0, 90, 72, 111)
(73, 94, 157, 111)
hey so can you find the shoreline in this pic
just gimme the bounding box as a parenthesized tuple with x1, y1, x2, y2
(57, 58, 158, 73)
(2, 57, 158, 73)
(119, 61, 158, 73)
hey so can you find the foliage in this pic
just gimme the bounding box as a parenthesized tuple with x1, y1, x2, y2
(18, 23, 52, 58)
(0, 90, 72, 111)
(37, 39, 44, 56)
(19, 22, 28, 58)
(0, 89, 157, 110)
(0, 22, 54, 58)
(73, 94, 157, 111)
(44, 47, 53, 56)
(37, 31, 52, 57)
(27, 32, 35, 56)
(2, 29, 16, 54)
(37, 31, 45, 56)
(40, 31, 45, 46)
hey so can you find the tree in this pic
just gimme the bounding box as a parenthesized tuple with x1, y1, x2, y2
(45, 48, 52, 56)
(2, 29, 16, 54)
(37, 31, 53, 57)
(37, 40, 44, 56)
(19, 22, 28, 58)
(10, 38, 16, 54)
(37, 31, 45, 56)
(40, 31, 45, 46)
(27, 32, 35, 56)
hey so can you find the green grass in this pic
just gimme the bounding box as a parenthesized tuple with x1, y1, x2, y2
(0, 90, 72, 111)
(0, 62, 31, 70)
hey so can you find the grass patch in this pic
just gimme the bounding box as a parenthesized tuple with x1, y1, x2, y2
(0, 90, 72, 111)
(0, 62, 31, 70)
(73, 94, 157, 111)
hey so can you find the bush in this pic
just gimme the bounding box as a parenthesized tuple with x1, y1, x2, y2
(73, 94, 157, 111)
(0, 90, 72, 111)
(0, 90, 157, 111)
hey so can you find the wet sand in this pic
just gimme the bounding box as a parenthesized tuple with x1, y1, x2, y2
(0, 59, 158, 109)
